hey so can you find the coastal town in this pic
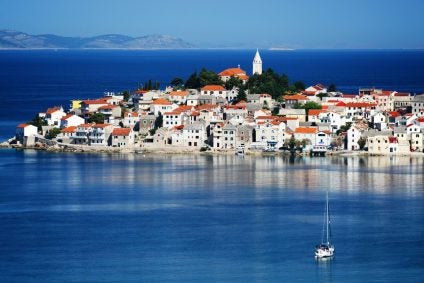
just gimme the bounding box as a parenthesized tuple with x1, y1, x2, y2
(8, 50, 424, 155)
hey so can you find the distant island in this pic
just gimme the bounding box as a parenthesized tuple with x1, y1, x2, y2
(0, 29, 195, 49)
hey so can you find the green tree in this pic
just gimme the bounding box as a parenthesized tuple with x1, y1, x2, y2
(293, 101, 322, 111)
(236, 88, 247, 102)
(154, 112, 163, 129)
(293, 81, 306, 91)
(247, 68, 289, 100)
(29, 114, 47, 131)
(316, 92, 329, 101)
(170, 77, 184, 89)
(357, 137, 367, 150)
(88, 112, 105, 124)
(45, 127, 61, 140)
(328, 83, 337, 92)
(225, 76, 243, 90)
(185, 71, 201, 89)
(122, 90, 130, 102)
(199, 68, 222, 86)
(336, 122, 352, 135)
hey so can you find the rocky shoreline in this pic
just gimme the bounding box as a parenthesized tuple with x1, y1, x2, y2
(2, 138, 424, 157)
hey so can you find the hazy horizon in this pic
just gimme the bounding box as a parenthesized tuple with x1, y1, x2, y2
(1, 0, 423, 49)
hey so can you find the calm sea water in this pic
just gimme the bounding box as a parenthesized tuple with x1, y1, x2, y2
(1, 49, 424, 140)
(0, 50, 424, 281)
(0, 149, 423, 282)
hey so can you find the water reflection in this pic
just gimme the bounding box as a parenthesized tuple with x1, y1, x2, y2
(4, 150, 424, 197)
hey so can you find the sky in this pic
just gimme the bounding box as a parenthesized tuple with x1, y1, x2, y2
(0, 0, 423, 49)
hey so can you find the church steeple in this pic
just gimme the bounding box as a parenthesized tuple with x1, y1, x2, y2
(252, 49, 262, 75)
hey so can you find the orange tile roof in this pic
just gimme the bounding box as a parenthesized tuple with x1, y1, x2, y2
(388, 111, 401, 117)
(17, 123, 30, 128)
(61, 126, 77, 133)
(46, 107, 61, 114)
(218, 67, 246, 77)
(308, 109, 325, 116)
(60, 114, 74, 120)
(284, 94, 309, 101)
(174, 105, 193, 113)
(201, 85, 226, 91)
(294, 127, 318, 134)
(124, 111, 139, 117)
(195, 104, 220, 111)
(151, 98, 172, 105)
(83, 99, 109, 105)
(169, 90, 189, 96)
(99, 105, 118, 110)
(112, 128, 131, 136)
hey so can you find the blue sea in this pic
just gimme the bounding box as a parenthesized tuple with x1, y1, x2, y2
(0, 150, 423, 282)
(1, 49, 424, 140)
(0, 50, 424, 282)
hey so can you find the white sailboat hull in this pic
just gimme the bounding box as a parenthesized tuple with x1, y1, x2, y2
(315, 245, 334, 258)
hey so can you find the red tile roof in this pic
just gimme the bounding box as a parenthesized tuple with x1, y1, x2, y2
(169, 90, 189, 96)
(60, 114, 74, 120)
(46, 107, 61, 114)
(294, 127, 318, 134)
(151, 98, 172, 105)
(218, 67, 247, 77)
(17, 123, 30, 128)
(346, 102, 377, 108)
(284, 94, 309, 101)
(308, 109, 325, 116)
(83, 99, 109, 105)
(61, 126, 77, 133)
(201, 85, 226, 91)
(112, 128, 131, 136)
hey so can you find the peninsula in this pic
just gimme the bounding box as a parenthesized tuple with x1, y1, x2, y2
(4, 50, 424, 156)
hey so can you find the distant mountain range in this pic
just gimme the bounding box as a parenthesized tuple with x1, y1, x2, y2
(0, 30, 195, 49)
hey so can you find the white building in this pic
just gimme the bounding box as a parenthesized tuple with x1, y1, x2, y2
(255, 121, 287, 149)
(15, 123, 38, 145)
(181, 122, 206, 148)
(150, 98, 176, 116)
(44, 107, 66, 126)
(252, 49, 262, 75)
(367, 136, 410, 155)
(89, 124, 113, 146)
(111, 128, 134, 147)
(346, 126, 363, 150)
(60, 114, 85, 129)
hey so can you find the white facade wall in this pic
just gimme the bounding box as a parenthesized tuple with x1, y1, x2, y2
(255, 123, 286, 148)
(346, 127, 362, 150)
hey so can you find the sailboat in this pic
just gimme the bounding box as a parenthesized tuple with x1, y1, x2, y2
(315, 191, 334, 258)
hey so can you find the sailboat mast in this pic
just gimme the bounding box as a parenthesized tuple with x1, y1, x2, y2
(326, 190, 329, 245)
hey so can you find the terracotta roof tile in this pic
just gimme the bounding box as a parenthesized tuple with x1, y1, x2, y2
(112, 128, 131, 136)
(201, 85, 226, 91)
(294, 127, 318, 134)
(151, 98, 172, 105)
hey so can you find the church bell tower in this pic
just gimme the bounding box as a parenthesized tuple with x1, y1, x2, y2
(252, 49, 262, 75)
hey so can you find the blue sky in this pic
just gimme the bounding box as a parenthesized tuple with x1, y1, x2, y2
(0, 0, 423, 49)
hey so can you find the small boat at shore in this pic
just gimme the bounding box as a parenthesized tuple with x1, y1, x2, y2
(235, 144, 245, 156)
(315, 191, 334, 258)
